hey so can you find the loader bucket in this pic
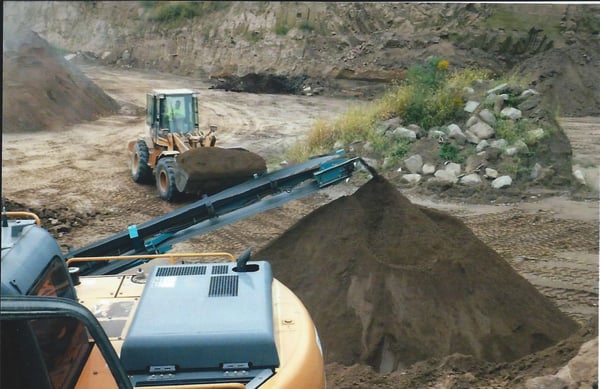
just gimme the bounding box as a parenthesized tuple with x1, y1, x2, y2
(177, 147, 267, 195)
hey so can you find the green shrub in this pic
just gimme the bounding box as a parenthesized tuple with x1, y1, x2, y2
(275, 22, 290, 36)
(389, 139, 412, 159)
(496, 118, 539, 145)
(439, 143, 464, 163)
(145, 1, 228, 23)
(405, 56, 449, 90)
(286, 59, 498, 168)
(299, 21, 315, 32)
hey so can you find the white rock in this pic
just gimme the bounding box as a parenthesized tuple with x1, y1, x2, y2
(490, 139, 508, 149)
(469, 121, 495, 139)
(555, 338, 597, 386)
(422, 163, 436, 175)
(428, 130, 446, 140)
(447, 124, 463, 136)
(526, 376, 569, 389)
(434, 170, 458, 183)
(500, 107, 522, 120)
(445, 162, 461, 176)
(402, 174, 422, 184)
(404, 154, 423, 174)
(460, 173, 482, 186)
(573, 169, 587, 185)
(464, 100, 480, 113)
(485, 168, 499, 178)
(527, 338, 598, 389)
(527, 128, 545, 141)
(486, 83, 509, 94)
(477, 108, 497, 126)
(464, 130, 480, 144)
(491, 175, 512, 189)
(466, 116, 479, 128)
(531, 163, 542, 179)
(476, 140, 490, 152)
(392, 127, 417, 140)
(520, 89, 539, 98)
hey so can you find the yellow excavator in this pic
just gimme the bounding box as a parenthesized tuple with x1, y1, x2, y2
(1, 151, 369, 388)
(128, 89, 265, 201)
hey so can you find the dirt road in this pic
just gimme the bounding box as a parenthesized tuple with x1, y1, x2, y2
(2, 64, 598, 386)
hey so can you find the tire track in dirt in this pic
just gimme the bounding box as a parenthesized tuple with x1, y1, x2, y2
(462, 209, 599, 324)
(559, 116, 600, 193)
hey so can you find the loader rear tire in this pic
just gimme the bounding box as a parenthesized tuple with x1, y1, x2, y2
(131, 140, 152, 184)
(155, 157, 178, 202)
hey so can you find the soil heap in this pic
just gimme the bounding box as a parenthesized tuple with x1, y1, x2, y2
(2, 30, 119, 133)
(256, 175, 579, 371)
(178, 147, 267, 195)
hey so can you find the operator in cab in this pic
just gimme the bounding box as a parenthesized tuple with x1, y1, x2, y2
(167, 100, 188, 133)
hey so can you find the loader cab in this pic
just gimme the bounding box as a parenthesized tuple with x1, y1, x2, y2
(146, 89, 199, 139)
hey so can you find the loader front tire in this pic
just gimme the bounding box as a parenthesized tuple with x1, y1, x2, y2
(155, 157, 178, 202)
(131, 140, 152, 184)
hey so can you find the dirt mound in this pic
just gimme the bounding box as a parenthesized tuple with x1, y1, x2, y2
(514, 40, 600, 117)
(1, 197, 107, 240)
(255, 175, 579, 371)
(2, 30, 119, 133)
(178, 147, 267, 195)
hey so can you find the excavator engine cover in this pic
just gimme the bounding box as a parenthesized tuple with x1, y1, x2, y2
(120, 261, 279, 386)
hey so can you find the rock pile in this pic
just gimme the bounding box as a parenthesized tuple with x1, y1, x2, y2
(368, 81, 574, 194)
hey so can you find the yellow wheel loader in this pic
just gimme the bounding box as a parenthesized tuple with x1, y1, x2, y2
(128, 89, 265, 201)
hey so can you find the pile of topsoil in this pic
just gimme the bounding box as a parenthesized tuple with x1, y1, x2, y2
(178, 147, 267, 195)
(255, 174, 579, 371)
(2, 30, 119, 133)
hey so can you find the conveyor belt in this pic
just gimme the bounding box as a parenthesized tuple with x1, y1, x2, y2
(68, 152, 368, 275)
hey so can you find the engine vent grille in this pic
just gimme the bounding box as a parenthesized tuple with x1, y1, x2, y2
(211, 265, 229, 275)
(156, 265, 207, 277)
(209, 275, 238, 297)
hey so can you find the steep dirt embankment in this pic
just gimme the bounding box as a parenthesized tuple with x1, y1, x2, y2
(4, 2, 599, 115)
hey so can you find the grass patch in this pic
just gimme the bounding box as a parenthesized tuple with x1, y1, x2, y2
(482, 6, 564, 39)
(299, 21, 315, 32)
(275, 22, 290, 36)
(286, 58, 511, 170)
(495, 118, 541, 145)
(438, 143, 464, 163)
(143, 1, 229, 24)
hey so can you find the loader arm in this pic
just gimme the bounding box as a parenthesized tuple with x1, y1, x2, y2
(172, 133, 191, 153)
(67, 151, 374, 275)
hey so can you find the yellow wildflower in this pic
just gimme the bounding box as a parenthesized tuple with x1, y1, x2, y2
(437, 60, 449, 70)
